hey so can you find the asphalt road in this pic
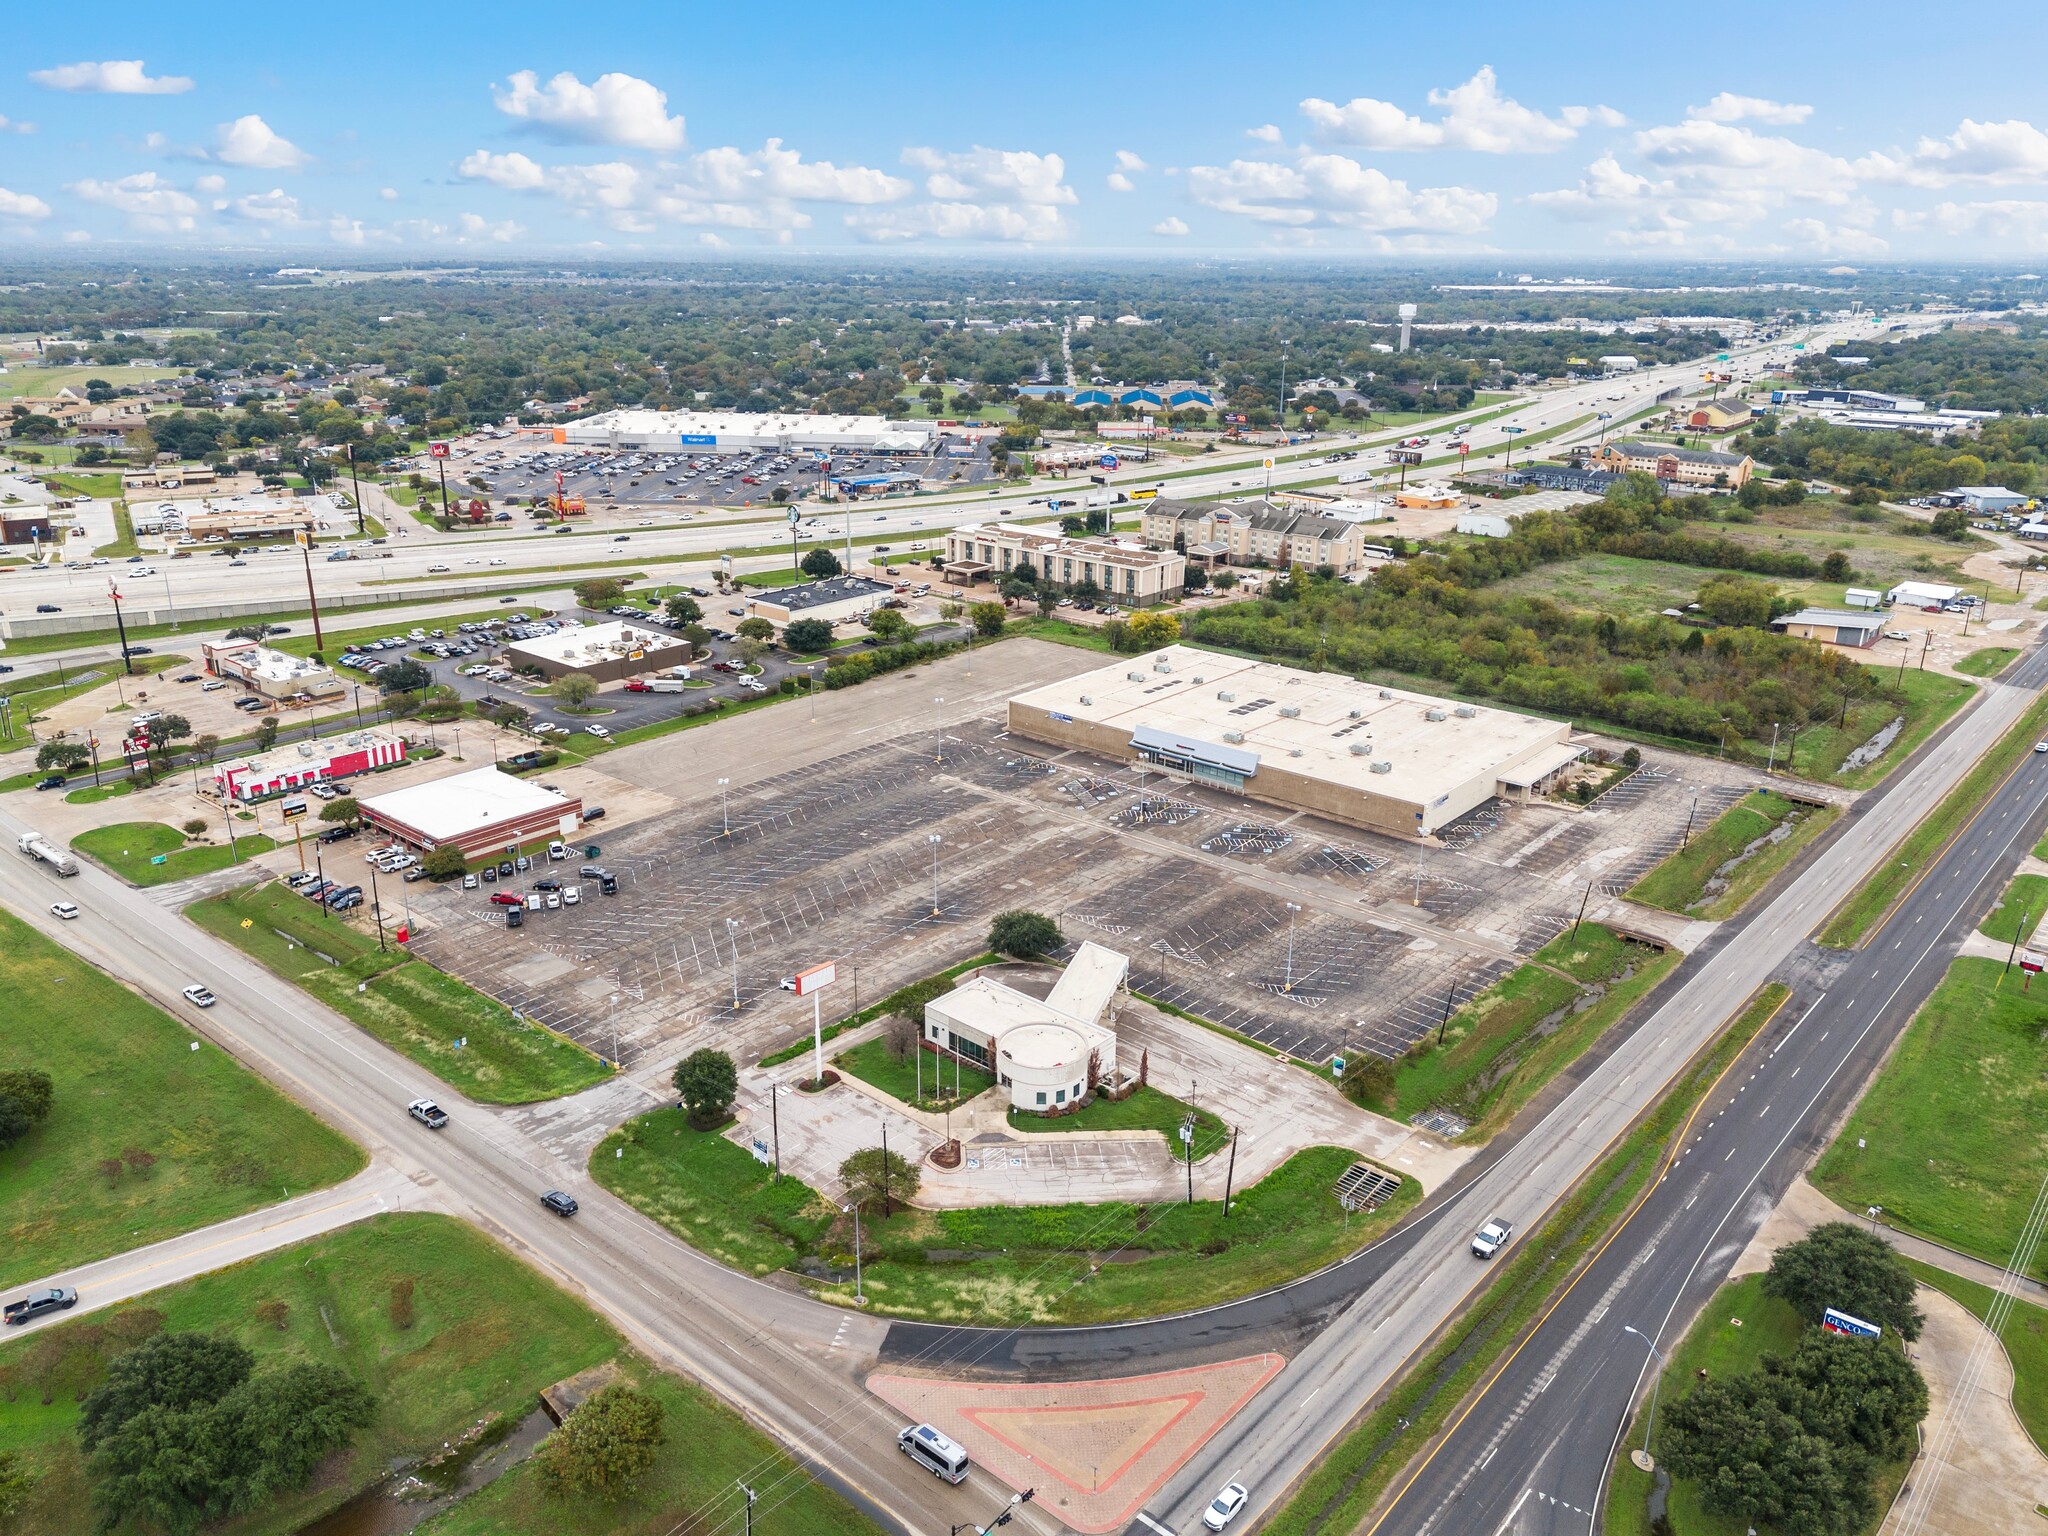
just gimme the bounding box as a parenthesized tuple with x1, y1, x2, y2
(1118, 647, 2045, 1536)
(1359, 641, 2048, 1536)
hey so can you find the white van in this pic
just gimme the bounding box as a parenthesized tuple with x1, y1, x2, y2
(898, 1424, 968, 1484)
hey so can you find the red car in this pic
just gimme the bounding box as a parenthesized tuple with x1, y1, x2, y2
(489, 891, 524, 907)
(624, 680, 650, 692)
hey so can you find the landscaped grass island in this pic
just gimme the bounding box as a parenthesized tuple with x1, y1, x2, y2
(72, 820, 278, 886)
(0, 907, 363, 1289)
(591, 1112, 1411, 1326)
(188, 882, 611, 1104)
(1627, 789, 1840, 921)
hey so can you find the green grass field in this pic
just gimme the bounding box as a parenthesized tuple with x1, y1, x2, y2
(71, 820, 277, 886)
(187, 883, 611, 1104)
(833, 1037, 993, 1111)
(1371, 925, 1676, 1136)
(1627, 790, 1840, 920)
(1813, 958, 2048, 1278)
(0, 1215, 622, 1536)
(1956, 645, 2022, 678)
(1981, 873, 2048, 946)
(1822, 690, 2048, 946)
(0, 364, 174, 401)
(592, 1113, 1412, 1325)
(0, 906, 361, 1289)
(1007, 1082, 1229, 1161)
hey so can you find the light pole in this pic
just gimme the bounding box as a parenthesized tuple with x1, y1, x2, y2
(808, 664, 818, 722)
(933, 696, 944, 764)
(928, 833, 943, 917)
(1622, 1324, 1666, 1472)
(1282, 901, 1301, 992)
(726, 917, 741, 1012)
(717, 776, 731, 836)
(841, 1200, 865, 1304)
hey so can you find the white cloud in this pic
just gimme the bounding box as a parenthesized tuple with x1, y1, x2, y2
(1691, 92, 1813, 126)
(903, 146, 1076, 205)
(1782, 217, 1889, 256)
(1107, 172, 1135, 193)
(688, 140, 907, 204)
(1187, 152, 1495, 235)
(1300, 67, 1619, 153)
(846, 201, 1067, 243)
(1152, 216, 1190, 236)
(225, 188, 303, 224)
(193, 173, 225, 194)
(0, 115, 33, 134)
(213, 115, 307, 170)
(1247, 124, 1283, 144)
(1856, 118, 2048, 188)
(457, 212, 525, 242)
(1896, 200, 2048, 248)
(0, 186, 52, 219)
(1527, 154, 1666, 216)
(378, 186, 398, 201)
(1632, 118, 1853, 208)
(67, 171, 199, 231)
(458, 149, 547, 191)
(1113, 149, 1147, 172)
(30, 59, 191, 95)
(491, 69, 685, 151)
(61, 229, 90, 243)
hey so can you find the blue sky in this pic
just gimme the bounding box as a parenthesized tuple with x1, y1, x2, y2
(6, 1, 2048, 259)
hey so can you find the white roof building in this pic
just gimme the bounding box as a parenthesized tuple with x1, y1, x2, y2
(359, 766, 583, 857)
(924, 943, 1129, 1113)
(556, 410, 936, 456)
(1886, 580, 1962, 606)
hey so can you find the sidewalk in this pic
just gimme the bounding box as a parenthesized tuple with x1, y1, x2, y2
(2, 1160, 425, 1332)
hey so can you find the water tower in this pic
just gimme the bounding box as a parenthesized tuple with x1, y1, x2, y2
(1397, 303, 1417, 353)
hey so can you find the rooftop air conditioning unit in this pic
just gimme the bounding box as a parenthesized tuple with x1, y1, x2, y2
(296, 743, 314, 758)
(1217, 690, 1236, 702)
(1426, 708, 1448, 722)
(1192, 676, 1204, 685)
(1289, 748, 1303, 758)
(1278, 705, 1301, 717)
(1379, 689, 1393, 700)
(1455, 705, 1478, 718)
(1079, 695, 1092, 706)
(1349, 742, 1370, 756)
(1370, 759, 1394, 775)
(1128, 672, 1146, 683)
(1154, 660, 1173, 672)
(1222, 729, 1245, 743)
(1348, 708, 1363, 719)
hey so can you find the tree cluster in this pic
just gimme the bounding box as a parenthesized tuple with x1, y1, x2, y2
(534, 1383, 666, 1503)
(78, 1331, 375, 1535)
(0, 1067, 54, 1150)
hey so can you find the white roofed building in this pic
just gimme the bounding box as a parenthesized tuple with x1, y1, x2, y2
(359, 766, 583, 858)
(555, 410, 935, 456)
(924, 943, 1129, 1113)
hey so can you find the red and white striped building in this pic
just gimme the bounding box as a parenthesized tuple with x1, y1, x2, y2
(214, 729, 406, 802)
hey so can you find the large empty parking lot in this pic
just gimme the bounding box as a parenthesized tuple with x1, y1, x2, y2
(402, 640, 1761, 1075)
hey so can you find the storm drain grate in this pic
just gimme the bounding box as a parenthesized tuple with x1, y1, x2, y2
(1335, 1162, 1403, 1212)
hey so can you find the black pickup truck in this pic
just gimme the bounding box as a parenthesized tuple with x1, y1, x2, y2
(4, 1287, 78, 1325)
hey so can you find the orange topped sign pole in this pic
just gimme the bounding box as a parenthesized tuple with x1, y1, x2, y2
(794, 961, 838, 1084)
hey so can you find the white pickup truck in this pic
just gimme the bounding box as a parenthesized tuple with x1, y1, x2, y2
(1471, 1216, 1513, 1260)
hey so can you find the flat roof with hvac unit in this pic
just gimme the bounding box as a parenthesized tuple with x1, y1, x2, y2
(504, 620, 689, 683)
(359, 766, 583, 857)
(1007, 646, 1574, 836)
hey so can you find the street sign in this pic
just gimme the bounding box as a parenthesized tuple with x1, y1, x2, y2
(282, 801, 308, 821)
(429, 441, 451, 460)
(750, 1138, 772, 1166)
(1330, 1056, 1345, 1077)
(794, 960, 837, 997)
(788, 507, 800, 525)
(150, 854, 167, 865)
(1821, 1307, 1882, 1340)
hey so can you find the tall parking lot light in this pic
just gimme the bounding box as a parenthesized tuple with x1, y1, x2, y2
(1282, 902, 1302, 993)
(933, 698, 944, 764)
(717, 776, 731, 836)
(928, 833, 943, 917)
(726, 917, 741, 1012)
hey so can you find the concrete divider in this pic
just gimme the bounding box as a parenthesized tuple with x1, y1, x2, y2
(0, 577, 557, 643)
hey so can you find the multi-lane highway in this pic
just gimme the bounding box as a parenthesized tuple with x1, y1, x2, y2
(1354, 641, 2048, 1536)
(0, 313, 1901, 638)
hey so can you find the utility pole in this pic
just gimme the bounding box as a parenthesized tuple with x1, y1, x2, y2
(1572, 881, 1594, 937)
(1437, 979, 1458, 1046)
(296, 532, 325, 660)
(1680, 792, 1698, 850)
(108, 582, 135, 676)
(2007, 908, 2033, 976)
(770, 1086, 781, 1182)
(367, 860, 387, 951)
(1222, 1125, 1238, 1216)
(881, 1121, 892, 1219)
(739, 1484, 756, 1536)
(345, 443, 366, 536)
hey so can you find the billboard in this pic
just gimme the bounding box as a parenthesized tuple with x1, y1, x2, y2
(429, 441, 451, 460)
(1821, 1307, 1882, 1340)
(794, 961, 837, 997)
(1389, 449, 1424, 466)
(679, 433, 717, 446)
